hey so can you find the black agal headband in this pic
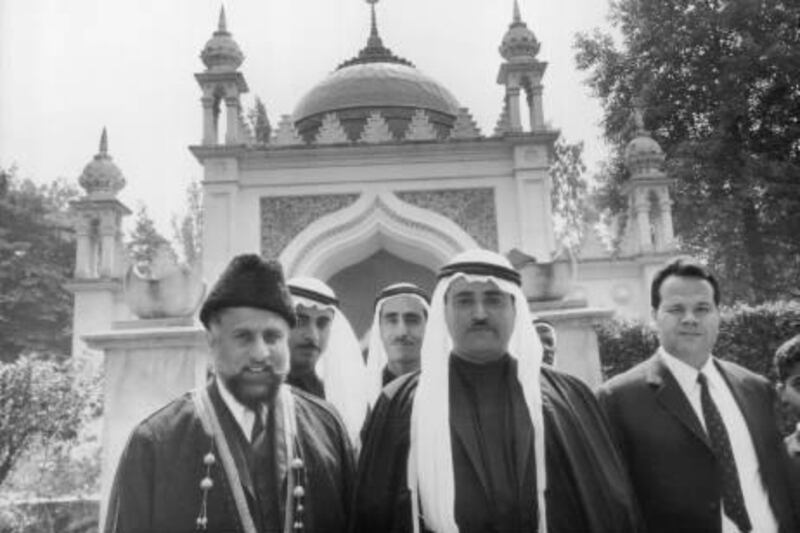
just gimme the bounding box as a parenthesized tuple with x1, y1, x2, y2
(374, 283, 431, 309)
(289, 285, 340, 308)
(437, 261, 522, 286)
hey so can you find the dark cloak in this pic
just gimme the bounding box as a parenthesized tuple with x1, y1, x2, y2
(352, 357, 643, 533)
(287, 371, 325, 399)
(105, 380, 354, 533)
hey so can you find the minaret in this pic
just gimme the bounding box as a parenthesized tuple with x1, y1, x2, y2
(496, 0, 548, 133)
(195, 6, 249, 145)
(620, 99, 675, 254)
(67, 128, 132, 360)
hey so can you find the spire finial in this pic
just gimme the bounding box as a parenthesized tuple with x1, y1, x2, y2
(631, 95, 646, 132)
(99, 127, 108, 155)
(513, 0, 522, 23)
(217, 5, 227, 33)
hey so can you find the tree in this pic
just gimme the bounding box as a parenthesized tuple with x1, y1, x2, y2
(171, 179, 203, 266)
(575, 0, 800, 303)
(0, 167, 78, 362)
(0, 356, 89, 489)
(126, 204, 176, 276)
(549, 139, 590, 249)
(247, 96, 272, 144)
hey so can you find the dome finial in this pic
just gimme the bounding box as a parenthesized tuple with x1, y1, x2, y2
(218, 5, 227, 33)
(513, 0, 522, 23)
(499, 0, 540, 60)
(99, 127, 108, 156)
(337, 0, 413, 69)
(631, 95, 646, 132)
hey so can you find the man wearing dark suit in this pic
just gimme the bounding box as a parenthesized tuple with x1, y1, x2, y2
(597, 258, 799, 533)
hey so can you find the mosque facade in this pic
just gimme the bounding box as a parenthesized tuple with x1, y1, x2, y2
(68, 1, 677, 519)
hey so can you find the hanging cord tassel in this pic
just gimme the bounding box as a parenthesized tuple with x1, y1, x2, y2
(291, 440, 306, 532)
(196, 444, 217, 531)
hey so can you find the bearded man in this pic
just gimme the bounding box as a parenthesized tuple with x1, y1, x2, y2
(105, 255, 354, 533)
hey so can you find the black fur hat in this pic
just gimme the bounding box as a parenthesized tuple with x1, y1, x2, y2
(199, 254, 296, 329)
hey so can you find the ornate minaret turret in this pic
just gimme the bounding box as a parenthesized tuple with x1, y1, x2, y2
(196, 6, 249, 145)
(72, 128, 131, 279)
(496, 0, 548, 133)
(620, 99, 675, 254)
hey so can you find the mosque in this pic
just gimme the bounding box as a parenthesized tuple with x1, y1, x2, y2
(67, 0, 676, 520)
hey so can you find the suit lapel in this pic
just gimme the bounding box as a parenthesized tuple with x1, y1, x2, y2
(647, 355, 711, 451)
(510, 361, 532, 497)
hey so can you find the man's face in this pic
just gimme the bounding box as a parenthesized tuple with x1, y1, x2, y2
(208, 306, 290, 409)
(652, 275, 720, 365)
(779, 362, 800, 414)
(289, 304, 334, 373)
(445, 278, 516, 364)
(379, 295, 427, 369)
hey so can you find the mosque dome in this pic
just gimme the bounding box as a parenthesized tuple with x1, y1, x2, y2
(292, 1, 461, 142)
(499, 0, 540, 61)
(200, 7, 244, 72)
(79, 128, 126, 199)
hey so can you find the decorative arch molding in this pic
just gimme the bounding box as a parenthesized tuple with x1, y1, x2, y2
(280, 191, 480, 279)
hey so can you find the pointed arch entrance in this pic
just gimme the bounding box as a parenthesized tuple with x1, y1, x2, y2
(279, 191, 479, 338)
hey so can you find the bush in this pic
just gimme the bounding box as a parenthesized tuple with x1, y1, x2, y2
(596, 300, 800, 381)
(0, 356, 91, 489)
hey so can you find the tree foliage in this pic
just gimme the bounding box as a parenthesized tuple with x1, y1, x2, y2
(248, 97, 272, 144)
(575, 0, 800, 303)
(549, 139, 590, 248)
(0, 356, 89, 489)
(126, 204, 176, 276)
(0, 167, 77, 362)
(171, 179, 203, 267)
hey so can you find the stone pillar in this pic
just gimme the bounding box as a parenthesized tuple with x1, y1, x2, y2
(529, 85, 544, 131)
(531, 300, 614, 389)
(74, 217, 93, 279)
(634, 194, 652, 252)
(507, 86, 522, 132)
(225, 97, 239, 145)
(201, 96, 216, 145)
(658, 193, 675, 250)
(84, 319, 207, 531)
(99, 214, 120, 278)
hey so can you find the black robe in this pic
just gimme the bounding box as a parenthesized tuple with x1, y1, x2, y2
(105, 381, 354, 533)
(352, 356, 643, 533)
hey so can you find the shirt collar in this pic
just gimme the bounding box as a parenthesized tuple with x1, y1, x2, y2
(659, 347, 718, 389)
(216, 377, 250, 428)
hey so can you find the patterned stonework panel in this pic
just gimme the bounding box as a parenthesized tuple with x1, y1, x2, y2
(261, 194, 359, 258)
(396, 188, 498, 250)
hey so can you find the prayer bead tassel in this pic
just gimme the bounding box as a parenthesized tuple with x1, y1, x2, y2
(195, 450, 216, 531)
(292, 458, 305, 532)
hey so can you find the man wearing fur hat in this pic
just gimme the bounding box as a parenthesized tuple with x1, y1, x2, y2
(365, 282, 430, 405)
(105, 255, 355, 533)
(286, 277, 369, 447)
(353, 249, 643, 533)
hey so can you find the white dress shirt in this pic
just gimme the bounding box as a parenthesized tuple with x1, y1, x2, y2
(659, 349, 778, 533)
(217, 379, 259, 443)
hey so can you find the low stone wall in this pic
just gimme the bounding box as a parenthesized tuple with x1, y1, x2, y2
(0, 497, 99, 533)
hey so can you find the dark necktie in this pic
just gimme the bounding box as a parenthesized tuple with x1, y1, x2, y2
(251, 406, 281, 531)
(697, 372, 751, 532)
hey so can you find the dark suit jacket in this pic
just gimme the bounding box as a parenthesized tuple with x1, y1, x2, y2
(597, 353, 799, 533)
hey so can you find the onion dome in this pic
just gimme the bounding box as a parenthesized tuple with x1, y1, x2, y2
(79, 128, 126, 199)
(624, 105, 665, 177)
(499, 0, 540, 61)
(292, 0, 460, 142)
(200, 6, 244, 72)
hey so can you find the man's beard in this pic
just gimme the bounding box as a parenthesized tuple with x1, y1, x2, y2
(223, 367, 285, 410)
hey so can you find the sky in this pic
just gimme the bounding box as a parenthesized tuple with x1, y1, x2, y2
(0, 0, 613, 236)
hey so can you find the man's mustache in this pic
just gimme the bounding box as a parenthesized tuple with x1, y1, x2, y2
(295, 341, 320, 351)
(467, 320, 495, 332)
(391, 336, 417, 346)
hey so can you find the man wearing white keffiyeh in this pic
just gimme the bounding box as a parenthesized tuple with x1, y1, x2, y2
(365, 283, 430, 405)
(286, 277, 370, 447)
(353, 249, 643, 533)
